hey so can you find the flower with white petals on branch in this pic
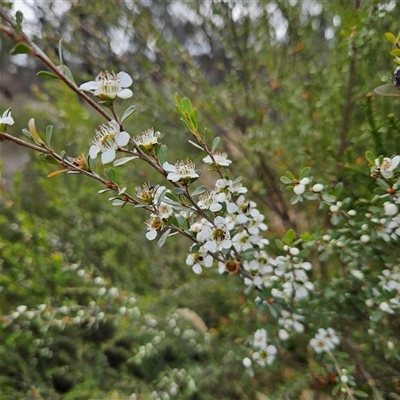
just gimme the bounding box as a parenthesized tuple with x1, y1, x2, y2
(163, 160, 199, 183)
(134, 128, 160, 151)
(374, 156, 400, 179)
(202, 151, 232, 166)
(0, 108, 14, 129)
(89, 120, 130, 164)
(196, 216, 232, 252)
(79, 71, 133, 100)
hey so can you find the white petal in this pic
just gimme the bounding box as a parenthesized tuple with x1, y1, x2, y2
(167, 172, 180, 182)
(1, 116, 14, 125)
(117, 89, 133, 99)
(89, 145, 100, 159)
(163, 161, 176, 173)
(192, 264, 202, 274)
(204, 240, 217, 252)
(79, 81, 99, 91)
(204, 255, 213, 267)
(118, 71, 133, 87)
(116, 131, 130, 146)
(109, 120, 120, 131)
(101, 149, 116, 164)
(210, 203, 222, 212)
(146, 230, 157, 240)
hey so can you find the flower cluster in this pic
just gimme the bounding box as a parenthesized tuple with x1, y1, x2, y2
(309, 328, 340, 354)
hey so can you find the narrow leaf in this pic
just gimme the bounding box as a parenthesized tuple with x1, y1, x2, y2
(58, 39, 64, 65)
(182, 98, 192, 113)
(174, 187, 186, 195)
(11, 43, 32, 55)
(57, 65, 76, 84)
(106, 168, 116, 182)
(158, 229, 171, 248)
(365, 151, 376, 165)
(385, 32, 397, 43)
(113, 156, 138, 167)
(188, 140, 204, 150)
(280, 176, 292, 184)
(121, 105, 137, 122)
(39, 154, 58, 165)
(45, 125, 53, 146)
(192, 185, 207, 196)
(299, 167, 311, 179)
(37, 71, 60, 80)
(157, 144, 168, 166)
(212, 137, 221, 152)
(285, 229, 296, 244)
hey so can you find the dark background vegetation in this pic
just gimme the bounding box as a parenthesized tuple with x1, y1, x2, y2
(1, 1, 399, 399)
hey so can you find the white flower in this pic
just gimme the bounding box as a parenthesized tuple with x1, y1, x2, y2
(79, 71, 133, 100)
(198, 191, 224, 212)
(202, 151, 232, 166)
(253, 328, 268, 348)
(310, 328, 339, 354)
(0, 108, 14, 127)
(196, 216, 232, 252)
(375, 156, 400, 179)
(243, 357, 252, 368)
(294, 184, 306, 195)
(186, 247, 213, 274)
(312, 183, 324, 192)
(384, 203, 398, 217)
(145, 214, 162, 240)
(134, 128, 160, 151)
(158, 202, 173, 219)
(251, 344, 277, 366)
(89, 120, 130, 164)
(163, 160, 199, 183)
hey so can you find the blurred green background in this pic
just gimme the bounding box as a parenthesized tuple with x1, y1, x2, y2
(1, 1, 399, 399)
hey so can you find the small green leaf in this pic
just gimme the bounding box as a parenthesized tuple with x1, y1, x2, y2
(299, 167, 310, 180)
(45, 125, 53, 146)
(57, 65, 76, 84)
(192, 185, 207, 196)
(98, 189, 112, 194)
(111, 199, 126, 207)
(121, 105, 137, 122)
(158, 229, 171, 247)
(39, 154, 58, 165)
(385, 32, 397, 43)
(285, 170, 295, 180)
(113, 156, 138, 167)
(285, 229, 296, 244)
(212, 137, 221, 152)
(10, 43, 32, 55)
(322, 193, 336, 203)
(21, 128, 33, 141)
(365, 151, 376, 165)
(106, 168, 116, 182)
(390, 49, 400, 57)
(37, 71, 60, 80)
(88, 155, 96, 171)
(157, 144, 168, 166)
(58, 39, 64, 65)
(190, 108, 198, 129)
(174, 187, 186, 195)
(188, 140, 204, 150)
(290, 194, 301, 205)
(174, 93, 182, 106)
(275, 239, 284, 251)
(181, 98, 192, 113)
(353, 390, 368, 398)
(280, 176, 292, 184)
